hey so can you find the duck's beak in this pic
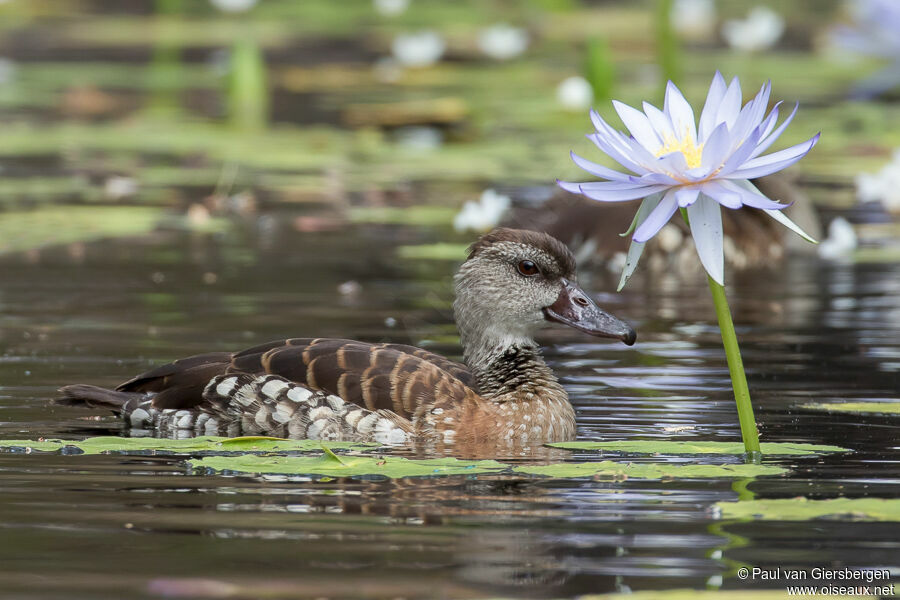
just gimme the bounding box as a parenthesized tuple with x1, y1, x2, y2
(543, 279, 636, 345)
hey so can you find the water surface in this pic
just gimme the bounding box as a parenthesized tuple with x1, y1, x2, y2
(1, 220, 898, 599)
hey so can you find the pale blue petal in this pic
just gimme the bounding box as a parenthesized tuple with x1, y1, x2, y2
(684, 166, 710, 180)
(617, 193, 663, 290)
(617, 238, 646, 292)
(589, 108, 616, 134)
(664, 80, 697, 143)
(674, 187, 700, 207)
(656, 150, 690, 175)
(699, 71, 728, 142)
(756, 101, 782, 141)
(750, 102, 798, 159)
(700, 122, 731, 173)
(578, 180, 662, 191)
(628, 172, 680, 185)
(763, 208, 819, 243)
(590, 113, 660, 171)
(715, 76, 743, 131)
(687, 196, 725, 285)
(642, 101, 676, 142)
(580, 184, 669, 202)
(570, 151, 634, 181)
(727, 134, 820, 179)
(588, 133, 645, 175)
(613, 100, 663, 153)
(718, 179, 787, 210)
(733, 180, 818, 243)
(620, 191, 663, 237)
(633, 189, 678, 242)
(716, 126, 763, 177)
(557, 180, 582, 193)
(728, 81, 770, 148)
(700, 181, 742, 209)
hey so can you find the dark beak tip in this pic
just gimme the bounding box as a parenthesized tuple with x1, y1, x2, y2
(622, 328, 637, 346)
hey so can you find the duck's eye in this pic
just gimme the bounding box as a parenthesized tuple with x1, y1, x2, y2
(516, 260, 539, 277)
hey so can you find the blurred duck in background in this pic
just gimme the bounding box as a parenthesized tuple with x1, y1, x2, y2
(501, 173, 822, 275)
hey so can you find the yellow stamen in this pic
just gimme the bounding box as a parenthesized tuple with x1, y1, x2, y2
(655, 130, 704, 169)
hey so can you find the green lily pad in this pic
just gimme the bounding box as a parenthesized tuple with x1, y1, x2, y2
(513, 461, 785, 479)
(715, 497, 900, 522)
(0, 436, 375, 455)
(548, 440, 848, 456)
(347, 205, 457, 226)
(801, 402, 900, 416)
(190, 451, 507, 479)
(0, 206, 163, 254)
(396, 243, 470, 261)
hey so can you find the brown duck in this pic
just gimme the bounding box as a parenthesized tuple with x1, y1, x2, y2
(59, 228, 635, 448)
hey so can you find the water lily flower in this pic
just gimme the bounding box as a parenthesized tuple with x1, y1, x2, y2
(831, 0, 900, 98)
(556, 76, 594, 111)
(855, 148, 900, 212)
(817, 217, 857, 261)
(559, 72, 819, 287)
(374, 0, 410, 17)
(209, 0, 258, 12)
(453, 189, 511, 233)
(671, 0, 716, 40)
(478, 24, 529, 61)
(391, 31, 445, 68)
(721, 6, 784, 53)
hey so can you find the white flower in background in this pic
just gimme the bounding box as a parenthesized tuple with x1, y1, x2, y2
(832, 0, 900, 61)
(103, 176, 138, 201)
(478, 24, 529, 61)
(831, 0, 900, 97)
(721, 6, 784, 53)
(855, 148, 900, 212)
(559, 72, 819, 287)
(391, 31, 445, 68)
(817, 217, 858, 260)
(374, 0, 409, 17)
(671, 0, 717, 40)
(394, 126, 443, 151)
(209, 0, 257, 13)
(556, 76, 593, 111)
(453, 189, 511, 233)
(0, 57, 16, 85)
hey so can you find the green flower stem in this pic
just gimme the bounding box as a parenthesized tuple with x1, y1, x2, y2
(707, 275, 761, 456)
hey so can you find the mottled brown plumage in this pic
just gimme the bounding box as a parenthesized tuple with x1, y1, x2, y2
(58, 228, 636, 453)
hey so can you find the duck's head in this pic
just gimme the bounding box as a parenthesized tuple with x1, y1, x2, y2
(453, 228, 636, 356)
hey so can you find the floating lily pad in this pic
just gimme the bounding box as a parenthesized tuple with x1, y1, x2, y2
(801, 402, 900, 416)
(396, 243, 469, 261)
(513, 461, 785, 479)
(0, 206, 163, 254)
(190, 451, 507, 479)
(0, 436, 375, 455)
(347, 205, 457, 226)
(548, 440, 848, 456)
(715, 497, 900, 522)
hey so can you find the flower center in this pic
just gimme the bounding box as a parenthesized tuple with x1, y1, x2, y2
(655, 132, 704, 169)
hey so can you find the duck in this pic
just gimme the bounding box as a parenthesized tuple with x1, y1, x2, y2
(503, 173, 823, 273)
(57, 228, 635, 448)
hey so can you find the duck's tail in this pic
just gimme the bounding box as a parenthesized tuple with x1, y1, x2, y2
(56, 384, 147, 412)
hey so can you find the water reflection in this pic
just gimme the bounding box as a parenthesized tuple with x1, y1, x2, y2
(0, 221, 898, 598)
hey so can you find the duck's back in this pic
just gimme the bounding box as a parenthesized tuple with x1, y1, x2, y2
(112, 337, 477, 421)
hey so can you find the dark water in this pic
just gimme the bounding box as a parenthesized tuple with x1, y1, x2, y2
(1, 219, 898, 599)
